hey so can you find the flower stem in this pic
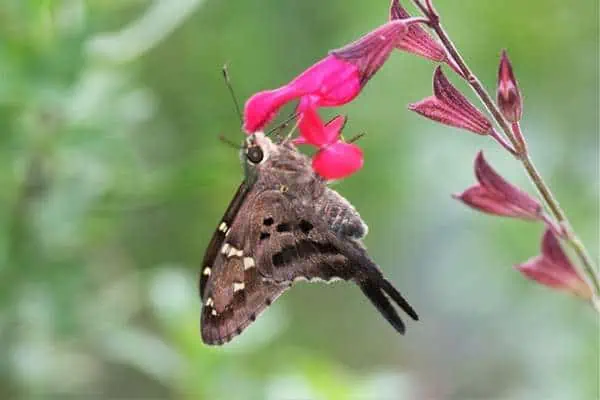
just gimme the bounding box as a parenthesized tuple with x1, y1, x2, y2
(421, 7, 600, 301)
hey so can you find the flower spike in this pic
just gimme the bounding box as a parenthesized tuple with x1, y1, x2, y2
(516, 229, 593, 300)
(409, 67, 492, 135)
(453, 151, 542, 220)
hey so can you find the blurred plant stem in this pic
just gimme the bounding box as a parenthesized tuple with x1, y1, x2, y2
(412, 0, 600, 308)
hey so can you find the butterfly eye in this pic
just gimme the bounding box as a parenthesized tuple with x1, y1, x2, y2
(246, 146, 264, 164)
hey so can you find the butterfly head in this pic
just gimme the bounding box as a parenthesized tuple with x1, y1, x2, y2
(242, 131, 315, 187)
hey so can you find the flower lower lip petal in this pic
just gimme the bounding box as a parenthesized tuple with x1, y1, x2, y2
(312, 142, 364, 180)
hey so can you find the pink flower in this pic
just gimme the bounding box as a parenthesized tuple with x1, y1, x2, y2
(409, 67, 493, 135)
(516, 229, 593, 300)
(453, 151, 542, 220)
(295, 99, 363, 180)
(243, 19, 421, 132)
(388, 0, 446, 62)
(497, 50, 523, 123)
(244, 56, 360, 133)
(295, 97, 347, 146)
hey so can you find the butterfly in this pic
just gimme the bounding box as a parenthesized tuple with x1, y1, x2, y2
(199, 131, 418, 345)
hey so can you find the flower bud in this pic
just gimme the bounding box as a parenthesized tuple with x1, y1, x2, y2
(516, 229, 593, 300)
(453, 151, 542, 220)
(496, 50, 523, 123)
(409, 67, 492, 135)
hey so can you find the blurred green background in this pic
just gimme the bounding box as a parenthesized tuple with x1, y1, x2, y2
(0, 0, 598, 399)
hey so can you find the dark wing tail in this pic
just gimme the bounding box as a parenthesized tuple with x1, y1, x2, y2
(358, 273, 418, 335)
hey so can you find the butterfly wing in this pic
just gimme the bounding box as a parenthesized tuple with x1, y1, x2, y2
(201, 265, 287, 345)
(200, 186, 417, 344)
(200, 184, 290, 345)
(245, 189, 419, 333)
(200, 182, 249, 298)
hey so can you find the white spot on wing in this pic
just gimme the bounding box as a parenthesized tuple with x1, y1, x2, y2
(233, 282, 245, 292)
(206, 297, 214, 307)
(218, 222, 228, 232)
(227, 246, 243, 258)
(203, 267, 211, 276)
(221, 243, 230, 255)
(243, 257, 255, 270)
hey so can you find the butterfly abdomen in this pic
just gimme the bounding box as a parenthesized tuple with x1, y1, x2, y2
(317, 188, 368, 239)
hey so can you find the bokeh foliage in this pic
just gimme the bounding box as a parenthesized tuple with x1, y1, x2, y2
(0, 0, 597, 398)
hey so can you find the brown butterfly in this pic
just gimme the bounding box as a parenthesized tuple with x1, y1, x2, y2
(199, 131, 418, 345)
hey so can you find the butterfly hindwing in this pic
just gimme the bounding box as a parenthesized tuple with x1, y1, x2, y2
(245, 189, 419, 330)
(245, 189, 357, 283)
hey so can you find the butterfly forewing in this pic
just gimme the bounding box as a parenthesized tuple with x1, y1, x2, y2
(200, 182, 249, 298)
(201, 266, 287, 345)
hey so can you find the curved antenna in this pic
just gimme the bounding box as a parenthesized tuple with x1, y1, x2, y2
(266, 111, 300, 137)
(347, 132, 366, 143)
(219, 134, 241, 149)
(222, 64, 243, 125)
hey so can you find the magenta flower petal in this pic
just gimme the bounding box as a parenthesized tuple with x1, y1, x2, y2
(243, 86, 300, 133)
(409, 67, 492, 135)
(497, 50, 523, 123)
(324, 115, 347, 143)
(297, 97, 329, 147)
(516, 229, 592, 299)
(295, 98, 347, 147)
(453, 151, 542, 220)
(312, 142, 364, 180)
(243, 56, 360, 133)
(292, 56, 361, 106)
(388, 0, 446, 62)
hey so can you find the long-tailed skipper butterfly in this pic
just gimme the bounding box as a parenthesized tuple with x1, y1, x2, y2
(199, 129, 418, 345)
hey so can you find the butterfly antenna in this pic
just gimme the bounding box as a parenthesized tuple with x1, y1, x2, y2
(266, 111, 300, 137)
(219, 134, 241, 149)
(347, 132, 366, 143)
(222, 63, 243, 126)
(284, 115, 302, 142)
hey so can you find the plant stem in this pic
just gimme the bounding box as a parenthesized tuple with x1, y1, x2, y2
(420, 8, 600, 300)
